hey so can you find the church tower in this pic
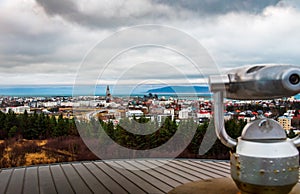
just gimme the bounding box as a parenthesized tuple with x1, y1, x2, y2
(106, 85, 111, 103)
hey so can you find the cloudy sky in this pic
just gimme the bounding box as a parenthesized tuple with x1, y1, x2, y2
(1, 0, 300, 86)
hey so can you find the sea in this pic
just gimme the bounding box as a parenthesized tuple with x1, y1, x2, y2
(0, 85, 299, 100)
(0, 85, 209, 97)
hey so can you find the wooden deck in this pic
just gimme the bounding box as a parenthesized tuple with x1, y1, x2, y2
(0, 159, 298, 194)
(0, 159, 230, 194)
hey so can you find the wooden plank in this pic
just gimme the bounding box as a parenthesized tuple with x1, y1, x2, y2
(23, 167, 39, 194)
(50, 165, 74, 194)
(6, 168, 25, 194)
(110, 161, 164, 194)
(179, 160, 229, 177)
(60, 164, 92, 194)
(203, 161, 231, 170)
(146, 160, 200, 181)
(136, 160, 192, 183)
(124, 160, 182, 188)
(192, 160, 230, 174)
(194, 160, 230, 176)
(171, 160, 217, 179)
(0, 169, 13, 194)
(83, 162, 127, 194)
(165, 160, 220, 180)
(95, 161, 146, 194)
(38, 166, 57, 194)
(115, 160, 173, 192)
(198, 162, 231, 177)
(72, 163, 110, 194)
(212, 161, 231, 169)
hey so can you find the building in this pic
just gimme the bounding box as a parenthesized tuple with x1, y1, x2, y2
(179, 109, 189, 119)
(164, 108, 174, 116)
(157, 114, 175, 123)
(126, 110, 144, 117)
(284, 110, 295, 117)
(42, 101, 58, 107)
(6, 106, 30, 114)
(278, 116, 292, 131)
(106, 85, 112, 103)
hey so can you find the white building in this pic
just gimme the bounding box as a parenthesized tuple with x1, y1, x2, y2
(6, 106, 30, 114)
(179, 109, 189, 119)
(197, 112, 211, 119)
(164, 109, 174, 116)
(42, 101, 58, 107)
(126, 110, 144, 117)
(284, 110, 295, 117)
(61, 102, 75, 107)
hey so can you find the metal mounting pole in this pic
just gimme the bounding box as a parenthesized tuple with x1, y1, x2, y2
(213, 91, 237, 148)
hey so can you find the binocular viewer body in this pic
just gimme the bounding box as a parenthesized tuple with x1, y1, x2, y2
(209, 64, 300, 194)
(210, 64, 300, 100)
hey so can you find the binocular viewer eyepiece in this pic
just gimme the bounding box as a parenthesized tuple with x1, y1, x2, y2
(289, 73, 300, 85)
(209, 64, 300, 100)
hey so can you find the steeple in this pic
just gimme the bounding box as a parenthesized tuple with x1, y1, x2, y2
(106, 85, 111, 103)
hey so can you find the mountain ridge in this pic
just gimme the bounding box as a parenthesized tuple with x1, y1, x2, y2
(146, 85, 210, 94)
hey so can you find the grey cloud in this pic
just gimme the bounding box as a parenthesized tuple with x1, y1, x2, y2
(35, 0, 176, 28)
(35, 0, 281, 29)
(0, 30, 79, 72)
(35, 0, 105, 27)
(0, 32, 62, 56)
(35, 0, 78, 16)
(154, 0, 281, 15)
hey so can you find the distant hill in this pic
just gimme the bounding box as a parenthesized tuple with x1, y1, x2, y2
(146, 86, 210, 94)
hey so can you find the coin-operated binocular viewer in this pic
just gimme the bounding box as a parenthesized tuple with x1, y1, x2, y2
(209, 64, 300, 194)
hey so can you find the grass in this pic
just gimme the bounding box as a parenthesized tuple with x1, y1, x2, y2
(25, 151, 58, 166)
(0, 136, 98, 168)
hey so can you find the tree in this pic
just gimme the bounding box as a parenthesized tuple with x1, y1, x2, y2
(49, 115, 57, 137)
(287, 129, 297, 138)
(55, 114, 66, 137)
(68, 118, 78, 136)
(8, 126, 18, 138)
(4, 109, 17, 137)
(19, 110, 29, 138)
(37, 113, 46, 139)
(225, 119, 246, 139)
(0, 112, 7, 139)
